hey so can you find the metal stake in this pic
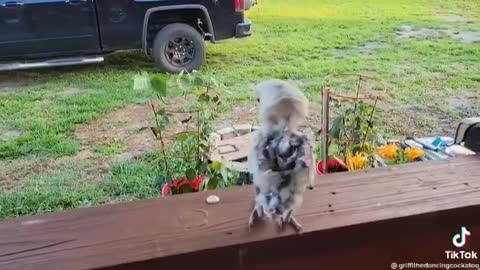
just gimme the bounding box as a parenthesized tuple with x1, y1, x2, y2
(321, 88, 330, 174)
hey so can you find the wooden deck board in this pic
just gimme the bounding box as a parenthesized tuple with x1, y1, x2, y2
(0, 155, 479, 270)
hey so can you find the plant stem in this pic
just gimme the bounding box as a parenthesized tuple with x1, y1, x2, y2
(197, 110, 201, 168)
(362, 96, 379, 146)
(150, 102, 160, 129)
(353, 76, 362, 113)
(151, 101, 169, 174)
(158, 129, 169, 174)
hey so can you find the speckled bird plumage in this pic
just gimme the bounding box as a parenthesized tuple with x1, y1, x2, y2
(248, 79, 315, 232)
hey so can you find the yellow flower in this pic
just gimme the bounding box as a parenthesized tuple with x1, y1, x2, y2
(346, 152, 369, 171)
(376, 144, 398, 159)
(405, 147, 424, 160)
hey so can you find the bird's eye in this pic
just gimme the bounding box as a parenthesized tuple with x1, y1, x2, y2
(257, 98, 260, 102)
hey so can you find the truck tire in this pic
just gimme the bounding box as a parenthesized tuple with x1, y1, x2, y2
(152, 23, 205, 73)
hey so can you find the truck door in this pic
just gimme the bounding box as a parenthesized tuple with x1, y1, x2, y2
(95, 0, 165, 52)
(0, 0, 100, 60)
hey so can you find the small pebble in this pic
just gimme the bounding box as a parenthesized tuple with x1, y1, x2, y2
(206, 195, 220, 204)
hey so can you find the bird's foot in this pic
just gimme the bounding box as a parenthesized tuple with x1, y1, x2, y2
(276, 215, 302, 233)
(247, 207, 264, 230)
(288, 216, 303, 232)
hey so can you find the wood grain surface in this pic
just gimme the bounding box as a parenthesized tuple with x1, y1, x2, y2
(1, 155, 479, 270)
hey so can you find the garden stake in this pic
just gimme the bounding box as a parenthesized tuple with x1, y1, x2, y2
(321, 87, 330, 174)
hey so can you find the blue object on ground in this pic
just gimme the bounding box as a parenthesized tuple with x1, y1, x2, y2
(431, 136, 443, 148)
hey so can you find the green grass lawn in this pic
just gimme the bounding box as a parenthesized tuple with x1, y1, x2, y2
(1, 0, 479, 219)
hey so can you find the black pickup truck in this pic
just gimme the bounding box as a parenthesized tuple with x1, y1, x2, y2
(0, 0, 253, 73)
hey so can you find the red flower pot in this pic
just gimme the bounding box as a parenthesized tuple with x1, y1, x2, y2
(191, 176, 205, 192)
(316, 157, 348, 175)
(161, 183, 171, 197)
(161, 176, 206, 197)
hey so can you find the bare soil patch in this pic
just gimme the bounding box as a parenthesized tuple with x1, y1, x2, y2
(74, 104, 157, 159)
(0, 75, 42, 94)
(446, 90, 480, 118)
(379, 102, 458, 137)
(397, 25, 480, 43)
(73, 97, 203, 162)
(437, 14, 473, 23)
(0, 97, 200, 191)
(0, 159, 44, 191)
(331, 42, 390, 56)
(213, 104, 257, 128)
(63, 87, 84, 96)
(1, 130, 23, 141)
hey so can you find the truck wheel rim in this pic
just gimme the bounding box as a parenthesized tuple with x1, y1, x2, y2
(165, 37, 195, 67)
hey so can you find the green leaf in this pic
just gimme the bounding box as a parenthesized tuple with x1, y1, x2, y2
(330, 117, 344, 139)
(176, 132, 193, 142)
(207, 177, 220, 190)
(203, 110, 212, 120)
(210, 161, 223, 171)
(212, 95, 221, 104)
(198, 93, 209, 102)
(185, 168, 196, 181)
(133, 73, 151, 91)
(194, 87, 204, 96)
(193, 76, 204, 86)
(156, 114, 171, 129)
(151, 75, 167, 96)
(367, 120, 374, 128)
(159, 114, 170, 122)
(177, 76, 192, 91)
(153, 175, 167, 189)
(211, 78, 220, 87)
(220, 167, 229, 182)
(199, 143, 209, 151)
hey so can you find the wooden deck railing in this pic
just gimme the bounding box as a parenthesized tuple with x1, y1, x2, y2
(1, 155, 479, 270)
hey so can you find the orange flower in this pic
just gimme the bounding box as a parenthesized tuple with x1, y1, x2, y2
(405, 147, 424, 160)
(346, 152, 369, 171)
(377, 144, 398, 159)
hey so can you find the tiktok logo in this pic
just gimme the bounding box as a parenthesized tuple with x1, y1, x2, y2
(452, 227, 471, 248)
(445, 227, 476, 260)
